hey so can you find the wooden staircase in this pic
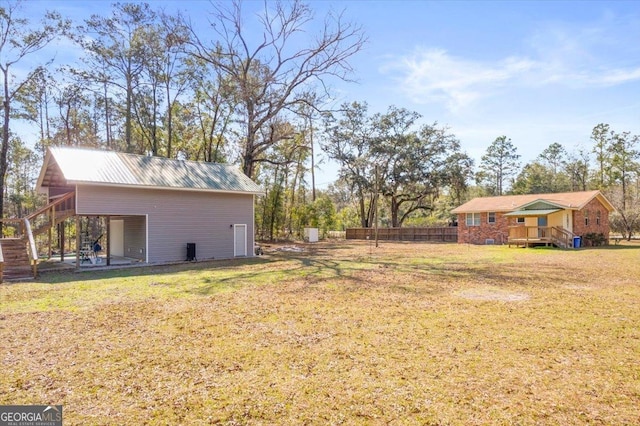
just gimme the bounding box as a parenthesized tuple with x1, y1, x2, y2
(0, 192, 76, 283)
(550, 226, 577, 249)
(0, 238, 34, 281)
(27, 192, 76, 238)
(30, 208, 75, 237)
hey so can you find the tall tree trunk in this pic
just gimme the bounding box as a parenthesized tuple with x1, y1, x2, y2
(242, 120, 256, 178)
(391, 196, 400, 228)
(1, 70, 11, 228)
(359, 190, 367, 228)
(309, 118, 316, 202)
(104, 80, 111, 148)
(166, 82, 172, 158)
(268, 166, 282, 241)
(151, 85, 158, 155)
(64, 105, 72, 145)
(125, 75, 133, 152)
(45, 91, 50, 142)
(622, 171, 627, 211)
(367, 196, 376, 229)
(38, 92, 45, 146)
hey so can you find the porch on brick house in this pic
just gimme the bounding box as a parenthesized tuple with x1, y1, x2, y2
(508, 225, 577, 248)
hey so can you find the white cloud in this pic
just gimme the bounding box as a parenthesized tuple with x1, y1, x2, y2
(382, 16, 640, 113)
(382, 44, 640, 113)
(382, 48, 537, 111)
(586, 67, 640, 86)
(525, 18, 640, 88)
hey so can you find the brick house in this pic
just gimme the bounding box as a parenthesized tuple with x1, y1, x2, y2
(451, 190, 615, 247)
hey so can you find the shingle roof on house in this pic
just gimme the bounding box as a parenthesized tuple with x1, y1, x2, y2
(36, 147, 264, 195)
(451, 190, 615, 213)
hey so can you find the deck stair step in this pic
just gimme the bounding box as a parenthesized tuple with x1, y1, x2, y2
(1, 238, 33, 281)
(1, 192, 76, 282)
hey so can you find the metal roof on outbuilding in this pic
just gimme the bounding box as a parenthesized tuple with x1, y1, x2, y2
(36, 147, 264, 195)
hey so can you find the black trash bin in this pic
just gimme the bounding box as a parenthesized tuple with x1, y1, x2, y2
(186, 243, 196, 261)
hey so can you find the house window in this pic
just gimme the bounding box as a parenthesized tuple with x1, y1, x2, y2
(466, 213, 480, 226)
(516, 217, 525, 224)
(488, 212, 496, 224)
(596, 210, 601, 225)
(584, 210, 589, 226)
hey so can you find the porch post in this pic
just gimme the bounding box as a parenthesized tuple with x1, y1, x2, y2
(48, 206, 53, 259)
(60, 222, 65, 262)
(75, 216, 80, 269)
(106, 216, 111, 266)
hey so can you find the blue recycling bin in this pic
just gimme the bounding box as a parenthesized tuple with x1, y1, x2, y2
(573, 236, 581, 248)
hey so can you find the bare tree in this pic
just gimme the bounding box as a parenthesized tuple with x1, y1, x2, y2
(187, 0, 366, 178)
(158, 12, 192, 158)
(188, 58, 237, 163)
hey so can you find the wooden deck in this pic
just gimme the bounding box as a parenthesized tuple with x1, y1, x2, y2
(508, 237, 553, 248)
(508, 226, 576, 248)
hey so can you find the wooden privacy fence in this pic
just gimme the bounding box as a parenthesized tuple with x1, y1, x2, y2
(346, 227, 458, 242)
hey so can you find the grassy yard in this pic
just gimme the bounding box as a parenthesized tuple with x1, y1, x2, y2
(1, 241, 639, 425)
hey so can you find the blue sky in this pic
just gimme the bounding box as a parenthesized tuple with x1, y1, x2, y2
(326, 1, 640, 170)
(15, 1, 640, 188)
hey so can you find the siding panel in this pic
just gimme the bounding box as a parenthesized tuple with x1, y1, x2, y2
(123, 216, 146, 260)
(76, 185, 255, 263)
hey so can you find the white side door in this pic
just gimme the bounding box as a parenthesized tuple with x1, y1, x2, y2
(234, 224, 247, 257)
(110, 219, 124, 257)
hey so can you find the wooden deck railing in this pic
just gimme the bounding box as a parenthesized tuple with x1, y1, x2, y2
(23, 218, 38, 278)
(0, 192, 76, 280)
(550, 226, 576, 248)
(27, 192, 76, 236)
(509, 226, 549, 240)
(509, 226, 576, 248)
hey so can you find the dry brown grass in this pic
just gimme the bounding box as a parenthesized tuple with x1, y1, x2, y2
(1, 241, 639, 425)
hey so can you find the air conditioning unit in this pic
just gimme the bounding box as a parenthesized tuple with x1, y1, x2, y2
(485, 239, 495, 245)
(186, 243, 196, 261)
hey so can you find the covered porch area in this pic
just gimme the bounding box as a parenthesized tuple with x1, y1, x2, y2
(38, 253, 143, 274)
(50, 213, 148, 269)
(505, 207, 577, 248)
(507, 225, 577, 248)
(22, 190, 148, 271)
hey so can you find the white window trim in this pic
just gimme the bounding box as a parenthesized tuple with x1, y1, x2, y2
(466, 213, 481, 226)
